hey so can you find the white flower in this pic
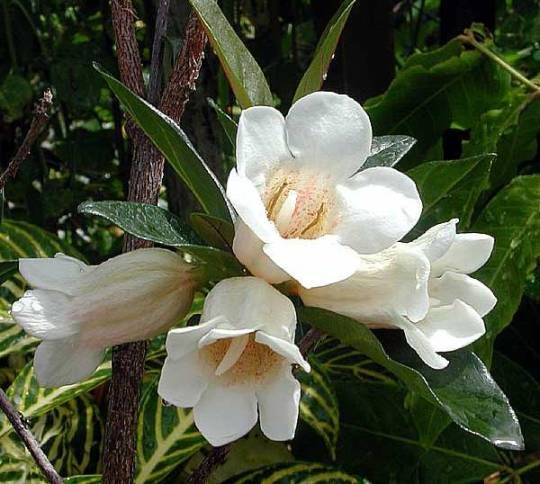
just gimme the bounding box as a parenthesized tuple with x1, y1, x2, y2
(299, 220, 496, 369)
(11, 249, 199, 387)
(158, 276, 310, 446)
(227, 91, 422, 289)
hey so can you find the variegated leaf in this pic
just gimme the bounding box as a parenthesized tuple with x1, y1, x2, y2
(135, 376, 205, 483)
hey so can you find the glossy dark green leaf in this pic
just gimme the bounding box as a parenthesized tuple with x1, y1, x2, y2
(208, 98, 237, 149)
(190, 212, 234, 252)
(472, 175, 540, 361)
(293, 0, 357, 102)
(365, 39, 510, 162)
(94, 64, 233, 222)
(300, 306, 524, 450)
(189, 0, 273, 108)
(407, 154, 494, 233)
(362, 135, 417, 169)
(78, 200, 198, 247)
(298, 357, 340, 459)
(226, 462, 364, 484)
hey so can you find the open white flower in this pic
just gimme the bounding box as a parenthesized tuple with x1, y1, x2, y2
(227, 91, 422, 289)
(299, 220, 496, 369)
(158, 276, 310, 446)
(11, 249, 199, 387)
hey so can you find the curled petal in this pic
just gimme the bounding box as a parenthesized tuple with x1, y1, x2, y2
(255, 332, 311, 372)
(410, 219, 457, 263)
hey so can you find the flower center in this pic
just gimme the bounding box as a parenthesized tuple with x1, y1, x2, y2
(202, 333, 282, 385)
(264, 168, 334, 239)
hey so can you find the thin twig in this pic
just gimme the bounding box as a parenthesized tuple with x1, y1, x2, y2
(0, 89, 53, 190)
(102, 2, 208, 483)
(186, 327, 327, 483)
(0, 389, 63, 483)
(148, 0, 170, 106)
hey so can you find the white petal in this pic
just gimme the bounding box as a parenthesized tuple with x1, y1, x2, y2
(255, 332, 311, 372)
(194, 383, 258, 446)
(333, 167, 422, 254)
(285, 92, 372, 179)
(158, 351, 210, 407)
(257, 365, 301, 441)
(298, 245, 430, 325)
(165, 317, 224, 360)
(232, 220, 290, 284)
(200, 277, 297, 340)
(431, 233, 494, 276)
(11, 290, 79, 340)
(198, 327, 255, 348)
(263, 235, 359, 289)
(416, 300, 486, 352)
(33, 338, 105, 387)
(429, 272, 497, 317)
(394, 318, 449, 370)
(236, 106, 291, 187)
(410, 219, 457, 262)
(214, 334, 250, 376)
(226, 169, 280, 243)
(19, 254, 90, 295)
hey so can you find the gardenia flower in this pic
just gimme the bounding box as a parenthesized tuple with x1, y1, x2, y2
(227, 91, 422, 289)
(299, 220, 496, 369)
(11, 249, 199, 387)
(158, 276, 310, 446)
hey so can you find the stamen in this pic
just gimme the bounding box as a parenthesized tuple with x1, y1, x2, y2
(214, 334, 249, 375)
(300, 202, 325, 237)
(275, 190, 298, 234)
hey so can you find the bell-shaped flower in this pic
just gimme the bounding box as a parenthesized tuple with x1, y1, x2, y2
(11, 249, 199, 387)
(158, 276, 310, 446)
(227, 91, 422, 289)
(299, 220, 496, 369)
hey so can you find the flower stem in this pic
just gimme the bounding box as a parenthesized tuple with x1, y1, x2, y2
(459, 29, 540, 93)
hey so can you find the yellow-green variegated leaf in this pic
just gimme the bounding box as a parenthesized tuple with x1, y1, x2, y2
(226, 462, 366, 483)
(135, 376, 205, 483)
(0, 360, 111, 440)
(64, 476, 102, 483)
(315, 338, 395, 384)
(0, 458, 47, 484)
(298, 358, 339, 459)
(0, 219, 82, 357)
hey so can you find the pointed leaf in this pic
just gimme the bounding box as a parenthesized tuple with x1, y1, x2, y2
(94, 64, 233, 222)
(362, 135, 417, 169)
(293, 0, 357, 102)
(190, 212, 234, 252)
(78, 200, 198, 247)
(189, 0, 273, 108)
(208, 98, 237, 149)
(300, 306, 524, 450)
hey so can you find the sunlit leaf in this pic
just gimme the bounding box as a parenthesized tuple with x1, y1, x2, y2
(363, 135, 417, 169)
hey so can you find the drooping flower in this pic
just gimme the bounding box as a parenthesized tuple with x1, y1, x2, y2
(11, 249, 199, 387)
(299, 220, 496, 369)
(158, 276, 310, 446)
(227, 91, 422, 289)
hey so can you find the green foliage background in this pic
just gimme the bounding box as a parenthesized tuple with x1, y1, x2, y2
(1, 0, 539, 482)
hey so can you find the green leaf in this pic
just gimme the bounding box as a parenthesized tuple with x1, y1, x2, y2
(64, 477, 102, 484)
(336, 380, 507, 483)
(293, 0, 357, 102)
(298, 357, 340, 459)
(0, 360, 111, 440)
(362, 135, 417, 169)
(0, 458, 47, 483)
(300, 306, 524, 450)
(0, 74, 33, 121)
(0, 260, 17, 285)
(177, 245, 245, 281)
(472, 175, 540, 360)
(208, 98, 237, 149)
(407, 154, 494, 233)
(0, 321, 37, 359)
(189, 0, 273, 108)
(94, 64, 233, 222)
(190, 212, 234, 252)
(365, 39, 510, 161)
(225, 462, 365, 484)
(135, 376, 205, 484)
(79, 200, 198, 247)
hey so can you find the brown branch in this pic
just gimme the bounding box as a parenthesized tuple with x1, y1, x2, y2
(102, 2, 208, 483)
(148, 0, 170, 106)
(0, 389, 63, 483)
(186, 327, 327, 483)
(0, 89, 53, 190)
